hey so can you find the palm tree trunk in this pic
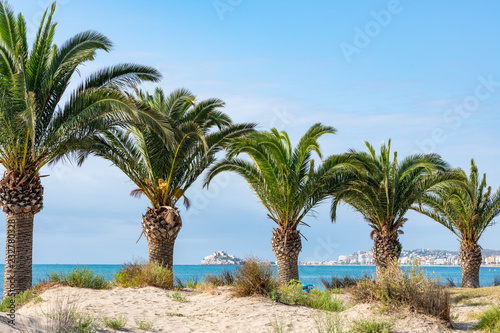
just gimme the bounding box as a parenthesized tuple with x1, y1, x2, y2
(141, 206, 182, 270)
(373, 234, 402, 278)
(271, 228, 302, 284)
(459, 241, 482, 288)
(3, 213, 34, 298)
(1, 173, 43, 298)
(147, 237, 175, 270)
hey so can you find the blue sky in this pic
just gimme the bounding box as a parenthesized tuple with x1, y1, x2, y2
(2, 0, 500, 264)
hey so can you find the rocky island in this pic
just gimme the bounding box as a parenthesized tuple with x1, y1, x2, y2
(201, 251, 243, 265)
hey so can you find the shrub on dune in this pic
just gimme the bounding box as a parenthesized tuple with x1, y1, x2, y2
(273, 280, 346, 312)
(114, 261, 173, 289)
(352, 262, 450, 322)
(49, 266, 110, 289)
(0, 289, 42, 312)
(233, 257, 277, 297)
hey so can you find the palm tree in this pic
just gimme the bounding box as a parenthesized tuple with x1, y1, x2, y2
(0, 2, 163, 297)
(414, 160, 500, 288)
(204, 123, 356, 284)
(78, 87, 255, 270)
(330, 140, 459, 277)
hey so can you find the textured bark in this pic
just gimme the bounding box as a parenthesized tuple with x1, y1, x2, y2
(3, 212, 34, 298)
(1, 173, 43, 298)
(142, 206, 182, 270)
(271, 228, 302, 284)
(373, 234, 402, 278)
(459, 241, 482, 288)
(0, 172, 43, 215)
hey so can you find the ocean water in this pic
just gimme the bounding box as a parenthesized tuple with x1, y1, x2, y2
(0, 264, 498, 298)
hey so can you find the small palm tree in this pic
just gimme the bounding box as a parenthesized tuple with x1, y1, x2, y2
(78, 87, 255, 269)
(0, 2, 162, 297)
(205, 123, 356, 284)
(331, 140, 458, 277)
(414, 159, 500, 288)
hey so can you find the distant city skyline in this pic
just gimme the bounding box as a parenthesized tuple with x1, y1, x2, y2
(1, 1, 499, 264)
(301, 248, 500, 266)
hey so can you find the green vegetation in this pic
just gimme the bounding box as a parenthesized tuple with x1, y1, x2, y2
(167, 290, 187, 302)
(135, 318, 155, 330)
(350, 317, 392, 333)
(49, 266, 111, 289)
(114, 261, 174, 289)
(175, 276, 200, 289)
(233, 257, 278, 297)
(272, 280, 346, 312)
(313, 311, 345, 333)
(184, 279, 200, 289)
(352, 263, 450, 322)
(0, 4, 498, 332)
(103, 315, 127, 330)
(0, 289, 41, 312)
(45, 301, 99, 333)
(474, 305, 500, 332)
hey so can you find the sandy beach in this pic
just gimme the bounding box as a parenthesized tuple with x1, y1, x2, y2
(0, 285, 497, 332)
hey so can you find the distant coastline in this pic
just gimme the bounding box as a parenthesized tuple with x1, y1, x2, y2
(296, 264, 500, 268)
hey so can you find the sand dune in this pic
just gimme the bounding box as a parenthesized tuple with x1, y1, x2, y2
(0, 285, 488, 332)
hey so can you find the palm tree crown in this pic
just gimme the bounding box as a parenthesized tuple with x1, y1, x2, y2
(0, 2, 162, 184)
(416, 159, 500, 243)
(332, 140, 454, 237)
(80, 87, 255, 209)
(206, 123, 352, 229)
(77, 87, 255, 268)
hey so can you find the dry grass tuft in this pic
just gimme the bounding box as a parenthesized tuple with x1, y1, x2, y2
(204, 269, 235, 286)
(320, 275, 364, 290)
(351, 262, 450, 323)
(195, 282, 219, 294)
(233, 257, 277, 297)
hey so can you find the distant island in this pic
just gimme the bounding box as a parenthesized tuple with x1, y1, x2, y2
(201, 251, 244, 265)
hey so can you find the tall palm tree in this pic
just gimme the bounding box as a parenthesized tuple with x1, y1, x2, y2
(330, 140, 459, 277)
(204, 123, 356, 284)
(0, 2, 163, 297)
(414, 160, 500, 288)
(78, 87, 255, 270)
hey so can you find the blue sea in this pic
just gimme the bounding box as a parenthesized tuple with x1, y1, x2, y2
(0, 264, 499, 298)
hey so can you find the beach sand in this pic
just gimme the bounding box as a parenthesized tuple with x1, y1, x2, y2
(0, 285, 494, 332)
